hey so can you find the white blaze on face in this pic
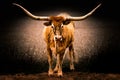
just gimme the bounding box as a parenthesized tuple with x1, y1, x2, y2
(52, 23, 63, 41)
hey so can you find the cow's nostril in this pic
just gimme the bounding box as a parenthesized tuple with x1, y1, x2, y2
(60, 37, 63, 41)
(55, 37, 57, 40)
(54, 36, 58, 41)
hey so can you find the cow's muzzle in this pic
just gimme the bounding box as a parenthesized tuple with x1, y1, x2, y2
(54, 35, 63, 41)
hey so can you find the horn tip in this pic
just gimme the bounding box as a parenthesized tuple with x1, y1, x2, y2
(12, 3, 17, 5)
(12, 3, 20, 6)
(98, 3, 102, 7)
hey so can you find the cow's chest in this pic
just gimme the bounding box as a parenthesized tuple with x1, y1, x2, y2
(49, 38, 66, 54)
(50, 39, 65, 48)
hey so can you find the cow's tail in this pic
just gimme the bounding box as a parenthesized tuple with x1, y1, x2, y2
(73, 51, 75, 62)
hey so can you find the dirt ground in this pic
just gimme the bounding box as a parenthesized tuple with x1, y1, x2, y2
(0, 72, 120, 80)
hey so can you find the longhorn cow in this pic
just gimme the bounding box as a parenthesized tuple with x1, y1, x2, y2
(13, 3, 101, 77)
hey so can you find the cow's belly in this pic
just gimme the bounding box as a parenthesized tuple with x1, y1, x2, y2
(49, 38, 69, 56)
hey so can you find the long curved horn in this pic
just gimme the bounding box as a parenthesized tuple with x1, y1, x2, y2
(13, 3, 50, 21)
(66, 3, 101, 21)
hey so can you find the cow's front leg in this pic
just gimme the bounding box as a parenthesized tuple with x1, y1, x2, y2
(47, 47, 53, 76)
(54, 60, 59, 73)
(57, 53, 64, 77)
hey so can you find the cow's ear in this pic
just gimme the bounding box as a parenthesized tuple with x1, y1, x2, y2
(63, 20, 71, 25)
(43, 21, 51, 26)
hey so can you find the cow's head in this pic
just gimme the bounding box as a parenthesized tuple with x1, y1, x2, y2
(43, 16, 71, 41)
(13, 3, 101, 41)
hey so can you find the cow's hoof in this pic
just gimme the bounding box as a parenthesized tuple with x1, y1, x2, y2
(48, 70, 54, 76)
(54, 68, 58, 73)
(57, 72, 63, 77)
(70, 64, 75, 71)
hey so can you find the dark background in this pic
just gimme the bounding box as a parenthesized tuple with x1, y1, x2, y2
(0, 0, 120, 74)
(1, 0, 120, 21)
(1, 0, 120, 30)
(0, 0, 120, 33)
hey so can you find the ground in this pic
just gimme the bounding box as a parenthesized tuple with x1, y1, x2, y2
(0, 72, 120, 80)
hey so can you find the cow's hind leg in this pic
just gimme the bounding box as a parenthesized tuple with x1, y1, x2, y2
(69, 43, 75, 70)
(47, 47, 53, 76)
